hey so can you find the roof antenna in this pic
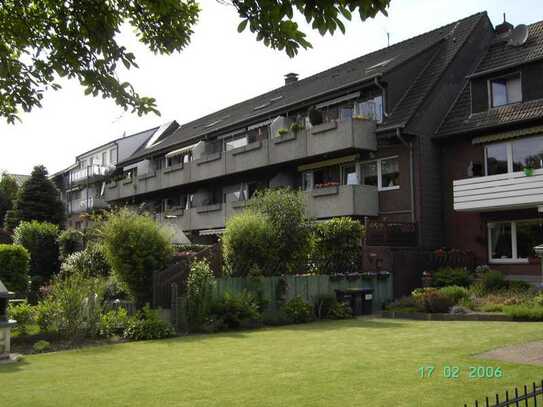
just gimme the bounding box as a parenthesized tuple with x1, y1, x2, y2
(387, 32, 390, 47)
(503, 12, 506, 23)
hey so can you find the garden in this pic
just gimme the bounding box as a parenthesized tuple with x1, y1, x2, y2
(384, 264, 543, 321)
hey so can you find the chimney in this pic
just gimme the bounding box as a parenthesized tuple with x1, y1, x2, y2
(495, 13, 514, 35)
(284, 72, 299, 85)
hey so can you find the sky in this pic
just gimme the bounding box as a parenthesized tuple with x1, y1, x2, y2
(1, 0, 542, 175)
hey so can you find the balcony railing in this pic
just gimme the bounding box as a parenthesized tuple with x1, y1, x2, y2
(453, 169, 543, 212)
(105, 117, 378, 200)
(70, 165, 109, 185)
(68, 196, 108, 214)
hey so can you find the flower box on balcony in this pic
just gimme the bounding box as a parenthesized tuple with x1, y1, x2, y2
(312, 185, 339, 197)
(273, 132, 297, 144)
(196, 203, 222, 213)
(311, 120, 337, 135)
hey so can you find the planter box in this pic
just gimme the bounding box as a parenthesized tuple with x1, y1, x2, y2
(312, 186, 339, 197)
(273, 133, 297, 144)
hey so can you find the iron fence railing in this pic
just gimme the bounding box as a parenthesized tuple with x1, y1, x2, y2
(465, 380, 543, 407)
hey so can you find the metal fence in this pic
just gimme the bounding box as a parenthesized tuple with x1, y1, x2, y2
(465, 381, 543, 407)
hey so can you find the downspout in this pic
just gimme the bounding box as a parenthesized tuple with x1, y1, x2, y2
(395, 128, 416, 223)
(374, 77, 388, 118)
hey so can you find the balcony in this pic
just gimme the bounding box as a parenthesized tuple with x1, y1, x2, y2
(304, 184, 379, 219)
(70, 165, 109, 186)
(453, 169, 543, 212)
(68, 197, 109, 214)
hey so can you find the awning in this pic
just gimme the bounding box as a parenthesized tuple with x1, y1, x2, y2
(199, 228, 226, 236)
(316, 91, 361, 109)
(298, 154, 359, 172)
(165, 141, 201, 158)
(472, 125, 543, 144)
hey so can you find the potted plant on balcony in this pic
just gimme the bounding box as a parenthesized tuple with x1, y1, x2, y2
(352, 114, 370, 121)
(289, 121, 304, 134)
(275, 127, 289, 138)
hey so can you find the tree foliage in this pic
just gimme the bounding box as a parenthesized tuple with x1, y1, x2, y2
(100, 209, 174, 308)
(13, 165, 65, 227)
(1, 0, 389, 123)
(0, 173, 19, 228)
(0, 243, 31, 294)
(251, 188, 313, 275)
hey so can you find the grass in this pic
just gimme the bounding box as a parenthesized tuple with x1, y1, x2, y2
(2, 318, 543, 407)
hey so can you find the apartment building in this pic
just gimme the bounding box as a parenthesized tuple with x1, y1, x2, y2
(103, 13, 493, 249)
(438, 19, 543, 283)
(52, 122, 178, 229)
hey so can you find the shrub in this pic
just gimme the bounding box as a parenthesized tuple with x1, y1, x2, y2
(99, 308, 129, 337)
(533, 293, 543, 306)
(507, 280, 532, 292)
(281, 296, 314, 323)
(438, 286, 468, 305)
(123, 306, 175, 340)
(431, 267, 472, 288)
(503, 304, 543, 321)
(33, 340, 51, 353)
(327, 301, 353, 319)
(222, 211, 275, 277)
(412, 288, 454, 313)
(480, 303, 503, 313)
(58, 229, 84, 261)
(36, 273, 106, 340)
(13, 221, 60, 299)
(450, 305, 471, 315)
(251, 188, 313, 275)
(312, 217, 364, 275)
(101, 209, 173, 308)
(0, 243, 30, 294)
(480, 270, 507, 293)
(8, 301, 35, 334)
(60, 244, 111, 278)
(210, 291, 262, 330)
(314, 294, 337, 319)
(186, 260, 215, 331)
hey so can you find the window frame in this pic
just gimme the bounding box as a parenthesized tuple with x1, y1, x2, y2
(484, 135, 543, 176)
(487, 220, 533, 264)
(360, 155, 400, 191)
(487, 72, 522, 108)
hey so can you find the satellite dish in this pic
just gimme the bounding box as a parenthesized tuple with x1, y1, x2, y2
(508, 24, 529, 47)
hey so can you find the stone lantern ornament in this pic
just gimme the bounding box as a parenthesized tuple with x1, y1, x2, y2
(0, 279, 16, 361)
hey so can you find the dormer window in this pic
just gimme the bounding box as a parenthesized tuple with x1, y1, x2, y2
(490, 74, 521, 107)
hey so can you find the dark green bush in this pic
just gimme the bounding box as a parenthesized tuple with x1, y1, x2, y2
(13, 221, 60, 299)
(312, 217, 364, 274)
(431, 267, 472, 288)
(438, 286, 469, 305)
(327, 301, 353, 319)
(186, 259, 215, 331)
(101, 209, 173, 308)
(507, 280, 532, 292)
(314, 294, 353, 319)
(58, 229, 85, 261)
(503, 304, 543, 321)
(210, 291, 262, 330)
(251, 188, 313, 275)
(33, 340, 51, 353)
(281, 296, 314, 323)
(123, 306, 175, 340)
(481, 270, 508, 293)
(222, 211, 275, 277)
(0, 243, 30, 294)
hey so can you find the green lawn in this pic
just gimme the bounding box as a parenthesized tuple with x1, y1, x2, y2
(2, 318, 543, 406)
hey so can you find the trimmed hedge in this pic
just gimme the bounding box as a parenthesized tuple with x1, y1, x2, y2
(0, 243, 30, 294)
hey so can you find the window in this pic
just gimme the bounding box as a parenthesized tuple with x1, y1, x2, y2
(361, 156, 399, 191)
(313, 166, 340, 189)
(102, 151, 108, 166)
(167, 154, 183, 168)
(485, 135, 543, 175)
(110, 149, 117, 164)
(490, 74, 521, 107)
(355, 96, 384, 123)
(341, 164, 359, 185)
(489, 220, 543, 263)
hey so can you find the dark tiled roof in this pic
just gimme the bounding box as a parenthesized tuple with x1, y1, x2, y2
(437, 20, 543, 137)
(475, 20, 543, 74)
(122, 12, 486, 164)
(384, 14, 484, 130)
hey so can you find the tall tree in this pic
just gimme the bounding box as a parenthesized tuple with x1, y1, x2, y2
(14, 165, 65, 227)
(0, 0, 389, 123)
(0, 173, 19, 228)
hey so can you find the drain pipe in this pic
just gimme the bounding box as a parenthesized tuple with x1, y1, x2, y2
(395, 128, 416, 223)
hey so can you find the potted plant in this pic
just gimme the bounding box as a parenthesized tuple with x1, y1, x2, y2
(289, 121, 304, 134)
(524, 166, 534, 176)
(275, 128, 289, 138)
